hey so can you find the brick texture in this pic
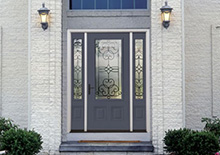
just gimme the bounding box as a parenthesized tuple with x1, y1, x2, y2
(185, 0, 220, 129)
(30, 0, 62, 153)
(0, 0, 28, 128)
(151, 0, 184, 154)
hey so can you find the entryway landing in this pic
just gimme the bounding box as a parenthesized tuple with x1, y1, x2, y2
(59, 141, 154, 152)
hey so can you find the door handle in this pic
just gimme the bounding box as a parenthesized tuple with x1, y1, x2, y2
(88, 84, 94, 95)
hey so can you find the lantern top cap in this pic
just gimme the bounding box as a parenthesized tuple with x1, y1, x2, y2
(38, 3, 50, 14)
(160, 1, 173, 12)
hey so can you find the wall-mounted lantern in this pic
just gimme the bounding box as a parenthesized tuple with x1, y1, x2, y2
(38, 3, 50, 31)
(160, 1, 173, 29)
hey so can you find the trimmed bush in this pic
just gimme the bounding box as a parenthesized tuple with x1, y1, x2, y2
(183, 131, 219, 155)
(202, 117, 220, 138)
(164, 128, 220, 155)
(0, 128, 43, 155)
(0, 118, 17, 136)
(163, 128, 192, 154)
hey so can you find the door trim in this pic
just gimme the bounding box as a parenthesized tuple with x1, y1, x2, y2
(129, 32, 133, 132)
(67, 29, 150, 140)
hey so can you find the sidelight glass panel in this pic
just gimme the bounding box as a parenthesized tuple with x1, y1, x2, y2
(95, 40, 122, 99)
(135, 39, 144, 99)
(73, 39, 83, 99)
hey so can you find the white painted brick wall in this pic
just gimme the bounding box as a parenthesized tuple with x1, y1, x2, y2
(185, 0, 220, 129)
(0, 0, 28, 128)
(0, 0, 184, 154)
(30, 0, 62, 153)
(151, 0, 184, 154)
(0, 26, 2, 116)
(212, 27, 220, 118)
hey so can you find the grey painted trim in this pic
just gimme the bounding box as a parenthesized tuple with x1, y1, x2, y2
(182, 0, 186, 127)
(68, 29, 149, 33)
(66, 10, 150, 17)
(59, 141, 154, 152)
(28, 0, 32, 130)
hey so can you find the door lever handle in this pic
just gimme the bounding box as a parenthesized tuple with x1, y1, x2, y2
(88, 84, 94, 95)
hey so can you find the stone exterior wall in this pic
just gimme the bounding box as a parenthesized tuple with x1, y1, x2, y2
(185, 0, 220, 130)
(0, 0, 185, 154)
(30, 0, 62, 153)
(151, 0, 184, 154)
(0, 0, 29, 128)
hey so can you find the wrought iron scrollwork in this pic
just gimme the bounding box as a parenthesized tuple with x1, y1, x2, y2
(96, 40, 122, 99)
(135, 39, 144, 99)
(73, 39, 83, 99)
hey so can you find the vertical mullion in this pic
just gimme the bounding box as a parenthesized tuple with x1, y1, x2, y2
(84, 33, 88, 132)
(107, 0, 109, 9)
(133, 0, 135, 9)
(130, 32, 133, 132)
(67, 31, 72, 132)
(146, 31, 150, 132)
(81, 0, 83, 9)
(120, 0, 122, 9)
(94, 0, 96, 9)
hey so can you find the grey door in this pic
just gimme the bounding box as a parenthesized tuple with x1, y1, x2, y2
(87, 33, 130, 131)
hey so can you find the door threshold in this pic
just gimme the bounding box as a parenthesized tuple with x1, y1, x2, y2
(66, 133, 150, 141)
(78, 140, 141, 143)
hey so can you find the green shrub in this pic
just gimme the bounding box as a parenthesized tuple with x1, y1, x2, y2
(183, 131, 219, 155)
(0, 128, 43, 155)
(163, 128, 192, 154)
(202, 117, 220, 138)
(0, 118, 17, 136)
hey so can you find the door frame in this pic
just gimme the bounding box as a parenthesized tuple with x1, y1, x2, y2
(67, 29, 151, 140)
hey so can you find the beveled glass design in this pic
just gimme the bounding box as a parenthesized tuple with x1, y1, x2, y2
(95, 40, 122, 99)
(70, 0, 147, 9)
(73, 39, 83, 99)
(135, 39, 144, 99)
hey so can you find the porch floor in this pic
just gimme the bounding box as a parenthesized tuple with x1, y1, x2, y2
(59, 141, 154, 152)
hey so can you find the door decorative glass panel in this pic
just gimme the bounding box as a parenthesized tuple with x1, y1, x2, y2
(95, 40, 122, 99)
(73, 39, 83, 99)
(135, 39, 144, 99)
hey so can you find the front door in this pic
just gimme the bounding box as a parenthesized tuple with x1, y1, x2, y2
(87, 33, 130, 131)
(71, 31, 147, 132)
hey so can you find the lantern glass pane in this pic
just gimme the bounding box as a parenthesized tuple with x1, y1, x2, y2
(40, 14, 47, 23)
(163, 12, 170, 21)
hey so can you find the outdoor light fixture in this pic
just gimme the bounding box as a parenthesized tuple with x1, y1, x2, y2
(38, 3, 50, 30)
(160, 1, 173, 29)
